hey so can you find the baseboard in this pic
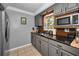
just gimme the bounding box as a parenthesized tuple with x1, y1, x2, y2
(6, 43, 32, 52)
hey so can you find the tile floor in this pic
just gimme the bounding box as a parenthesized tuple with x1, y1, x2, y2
(7, 44, 42, 56)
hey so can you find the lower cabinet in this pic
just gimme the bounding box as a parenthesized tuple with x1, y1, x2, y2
(49, 44, 60, 56)
(49, 44, 74, 56)
(41, 40, 48, 56)
(31, 33, 36, 47)
(60, 50, 74, 56)
(31, 33, 75, 56)
(36, 37, 41, 52)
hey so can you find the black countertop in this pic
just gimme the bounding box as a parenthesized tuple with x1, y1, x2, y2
(35, 33, 73, 47)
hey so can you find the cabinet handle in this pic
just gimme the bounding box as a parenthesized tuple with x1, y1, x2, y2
(56, 50, 58, 54)
(65, 8, 66, 11)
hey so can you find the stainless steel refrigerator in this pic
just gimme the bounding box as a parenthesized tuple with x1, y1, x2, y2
(0, 3, 9, 56)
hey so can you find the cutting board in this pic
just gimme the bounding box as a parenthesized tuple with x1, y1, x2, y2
(71, 39, 79, 48)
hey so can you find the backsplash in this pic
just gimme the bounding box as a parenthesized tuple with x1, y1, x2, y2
(56, 28, 76, 37)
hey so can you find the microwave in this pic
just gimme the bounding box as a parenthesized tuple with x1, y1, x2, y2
(56, 13, 79, 25)
(57, 17, 70, 25)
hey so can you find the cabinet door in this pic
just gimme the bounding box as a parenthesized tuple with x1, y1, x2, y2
(54, 4, 61, 15)
(31, 34, 36, 47)
(36, 38, 41, 51)
(53, 4, 58, 15)
(35, 14, 42, 26)
(68, 3, 77, 9)
(61, 50, 74, 56)
(35, 15, 38, 26)
(41, 40, 48, 56)
(62, 3, 68, 13)
(49, 44, 60, 56)
(31, 33, 33, 44)
(54, 3, 64, 16)
(33, 37, 36, 47)
(66, 3, 78, 12)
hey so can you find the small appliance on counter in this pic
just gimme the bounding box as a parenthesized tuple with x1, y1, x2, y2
(49, 30, 53, 36)
(36, 26, 44, 33)
(32, 27, 36, 32)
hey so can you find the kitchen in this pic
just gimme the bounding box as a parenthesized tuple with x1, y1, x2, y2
(0, 3, 79, 56)
(32, 3, 79, 56)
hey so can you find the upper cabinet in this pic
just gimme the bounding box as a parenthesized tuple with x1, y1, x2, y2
(53, 3, 67, 16)
(35, 3, 79, 27)
(53, 4, 62, 16)
(53, 3, 79, 16)
(35, 14, 43, 26)
(66, 3, 79, 12)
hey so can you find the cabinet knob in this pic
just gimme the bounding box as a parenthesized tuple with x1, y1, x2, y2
(65, 8, 66, 11)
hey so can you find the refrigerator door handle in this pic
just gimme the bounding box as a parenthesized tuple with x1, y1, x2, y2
(5, 21, 8, 42)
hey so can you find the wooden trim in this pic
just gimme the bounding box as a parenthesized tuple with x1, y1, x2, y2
(42, 10, 54, 16)
(54, 25, 79, 28)
(42, 10, 54, 31)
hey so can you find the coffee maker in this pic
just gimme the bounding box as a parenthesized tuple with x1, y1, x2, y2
(36, 26, 43, 33)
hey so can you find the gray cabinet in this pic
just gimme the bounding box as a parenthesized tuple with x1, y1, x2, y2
(53, 3, 79, 16)
(49, 39, 75, 56)
(49, 44, 60, 56)
(53, 4, 62, 16)
(31, 33, 36, 47)
(62, 3, 68, 13)
(35, 14, 42, 26)
(66, 3, 78, 12)
(41, 40, 48, 56)
(31, 33, 78, 56)
(60, 50, 74, 56)
(35, 35, 41, 51)
(49, 43, 74, 56)
(53, 3, 66, 16)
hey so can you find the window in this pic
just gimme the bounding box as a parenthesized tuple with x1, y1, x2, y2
(44, 13, 54, 30)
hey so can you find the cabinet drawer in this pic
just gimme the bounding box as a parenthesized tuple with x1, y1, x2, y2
(41, 40, 48, 46)
(36, 39, 41, 46)
(49, 39, 79, 55)
(49, 44, 59, 56)
(60, 50, 74, 56)
(36, 40, 41, 51)
(41, 36, 48, 42)
(49, 39, 60, 47)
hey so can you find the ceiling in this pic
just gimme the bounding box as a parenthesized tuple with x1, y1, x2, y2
(3, 3, 54, 16)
